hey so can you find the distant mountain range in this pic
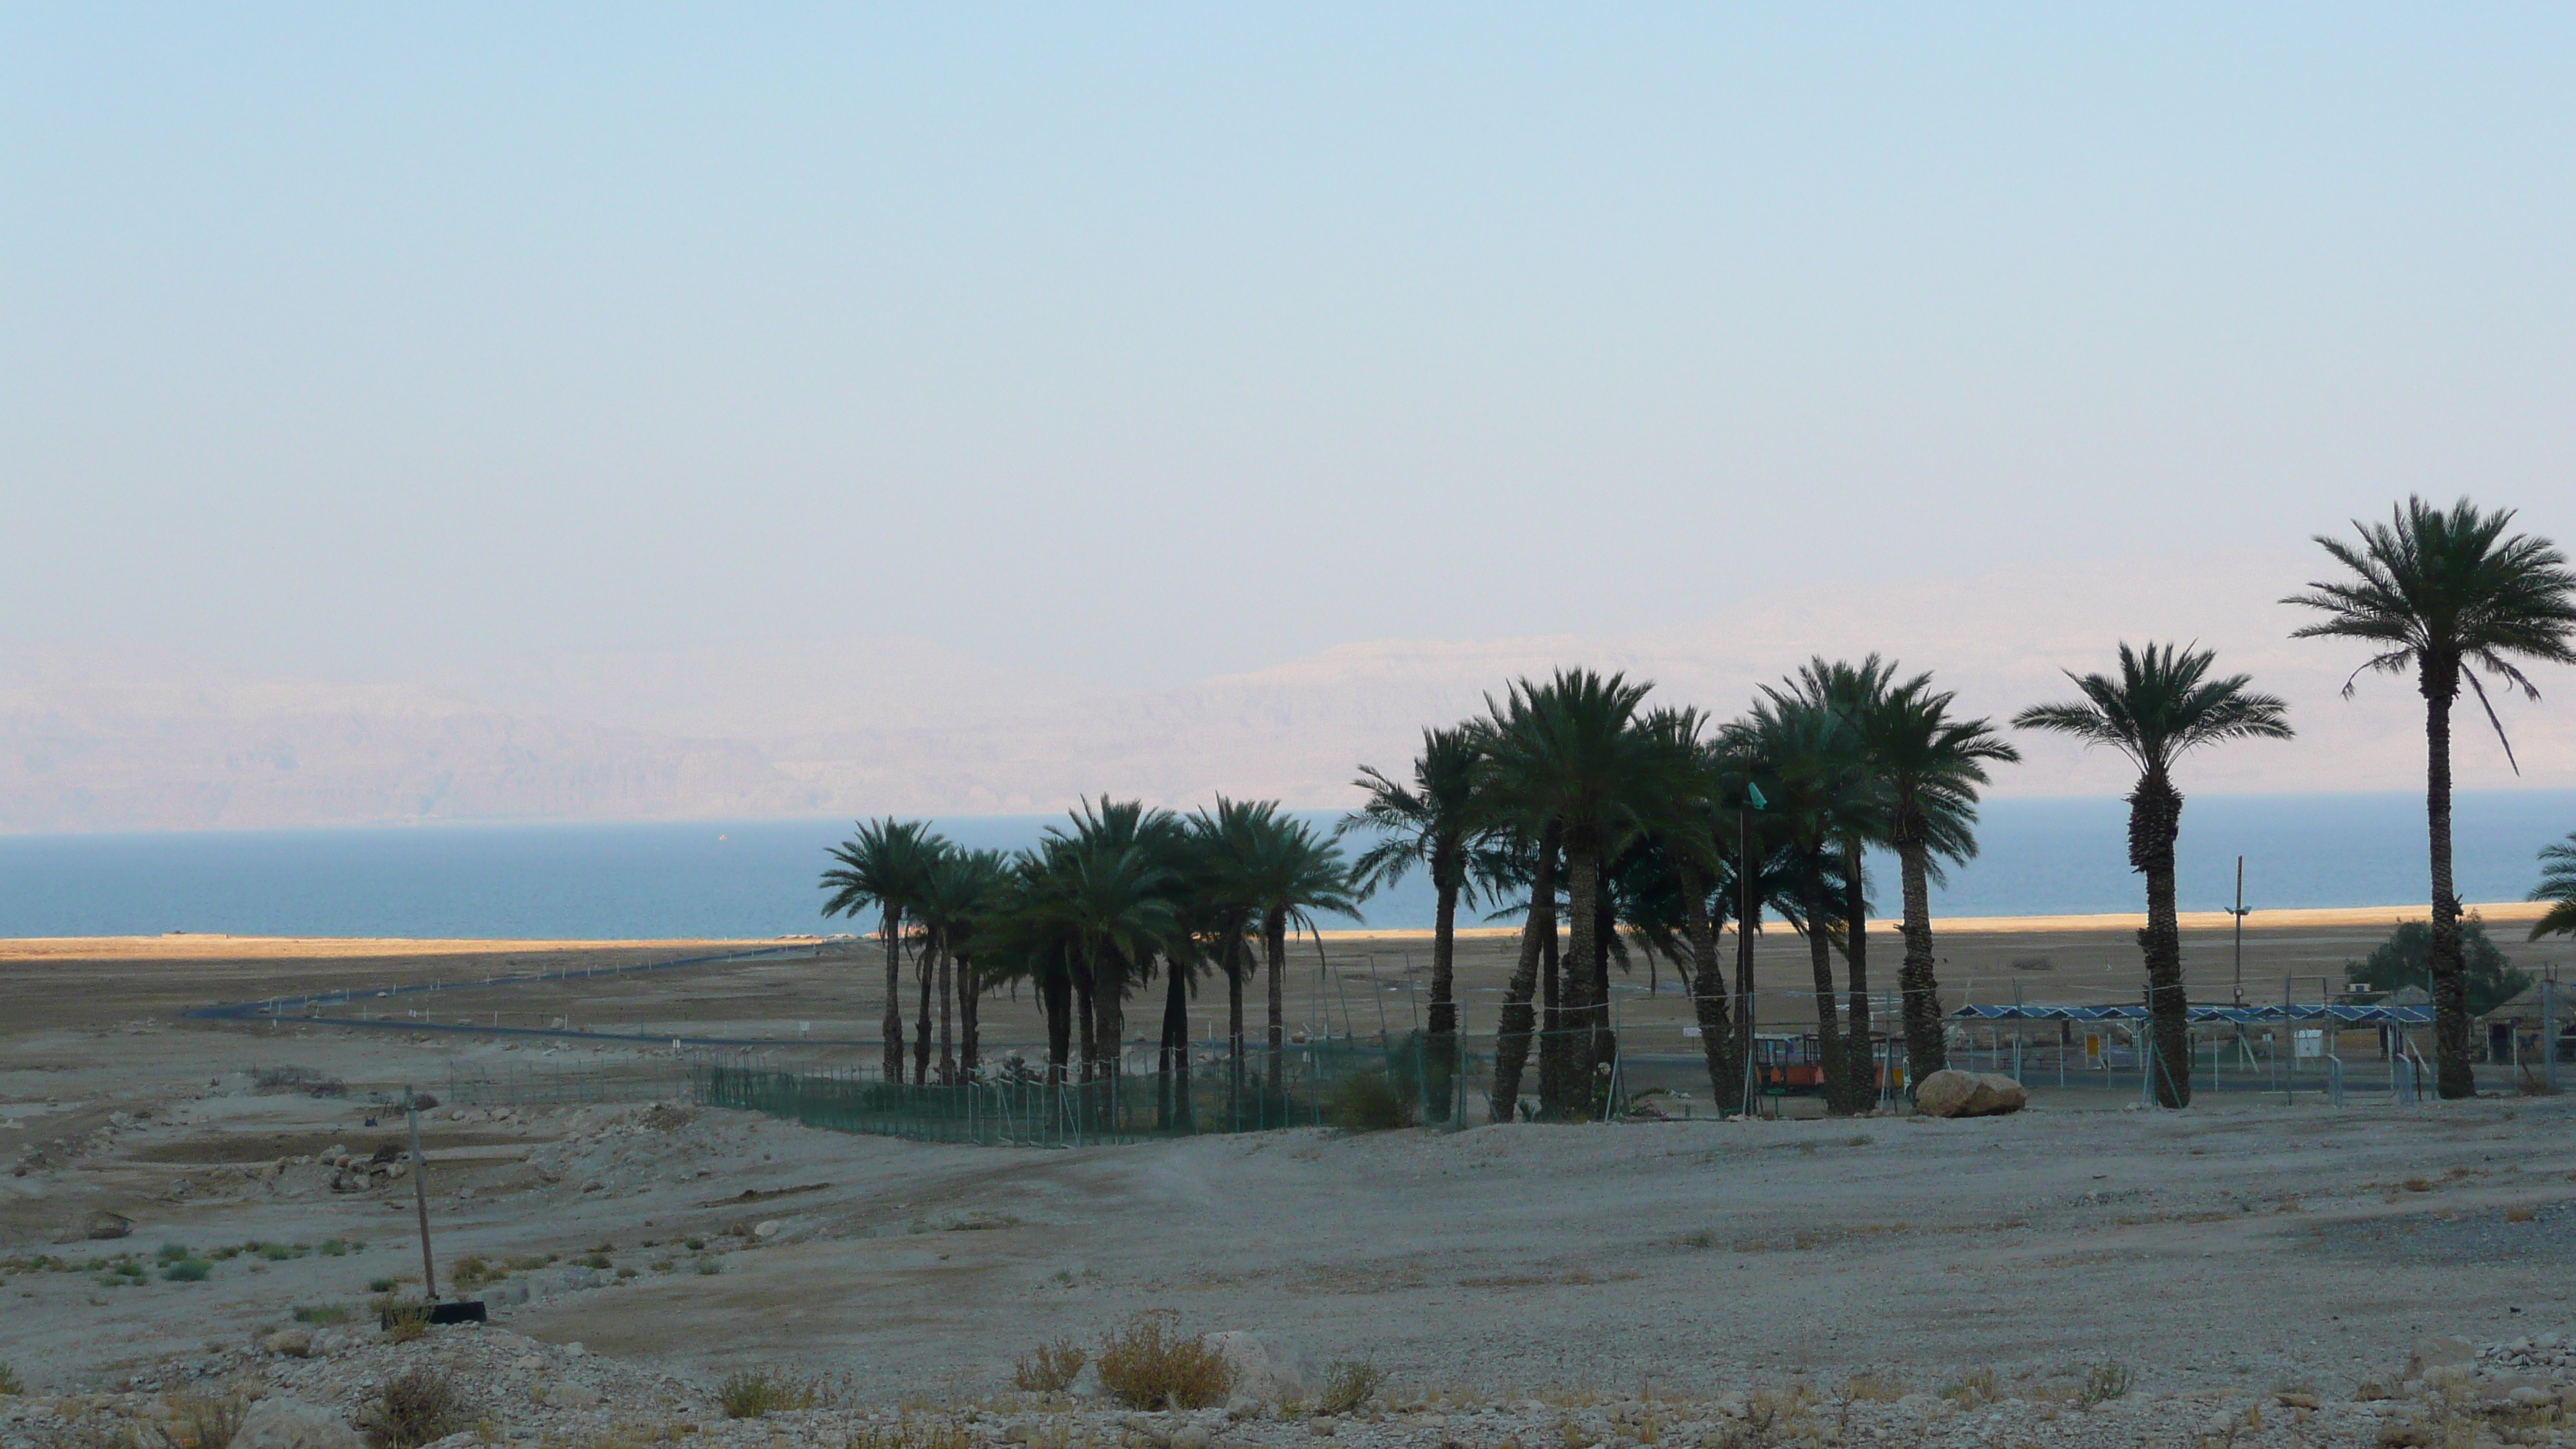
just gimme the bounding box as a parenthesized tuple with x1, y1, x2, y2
(7, 550, 2570, 831)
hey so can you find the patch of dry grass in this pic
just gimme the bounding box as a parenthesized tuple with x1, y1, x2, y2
(1094, 1314, 1234, 1410)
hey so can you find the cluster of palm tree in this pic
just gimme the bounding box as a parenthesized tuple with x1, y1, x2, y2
(820, 796, 1356, 1127)
(817, 495, 2575, 1116)
(1348, 659, 2030, 1121)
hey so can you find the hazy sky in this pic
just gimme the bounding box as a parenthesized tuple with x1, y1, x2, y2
(7, 6, 2572, 688)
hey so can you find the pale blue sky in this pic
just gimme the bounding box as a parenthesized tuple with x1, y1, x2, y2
(5, 5, 2571, 686)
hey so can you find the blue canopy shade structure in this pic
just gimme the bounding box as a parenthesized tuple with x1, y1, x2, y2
(1951, 1002, 2434, 1025)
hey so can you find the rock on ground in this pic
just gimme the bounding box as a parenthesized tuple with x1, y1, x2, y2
(1913, 1069, 2028, 1117)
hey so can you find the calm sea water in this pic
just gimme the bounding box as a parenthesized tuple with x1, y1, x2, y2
(2, 790, 2571, 940)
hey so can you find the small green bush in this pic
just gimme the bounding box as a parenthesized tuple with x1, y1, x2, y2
(1322, 1070, 1416, 1132)
(367, 1277, 398, 1293)
(1317, 1360, 1383, 1415)
(293, 1303, 354, 1325)
(163, 1259, 212, 1283)
(156, 1243, 194, 1263)
(0, 1362, 22, 1395)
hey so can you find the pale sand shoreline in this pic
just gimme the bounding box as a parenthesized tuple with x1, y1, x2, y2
(0, 899, 2554, 958)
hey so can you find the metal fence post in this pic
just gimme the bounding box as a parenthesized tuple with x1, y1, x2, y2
(2547, 979, 2561, 1095)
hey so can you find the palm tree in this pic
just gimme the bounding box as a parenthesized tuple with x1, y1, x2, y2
(2530, 833, 2576, 942)
(915, 846, 1007, 1082)
(1855, 670, 2019, 1091)
(1738, 683, 1888, 1115)
(1786, 657, 1907, 1113)
(1481, 670, 1694, 1119)
(820, 817, 939, 1084)
(1043, 798, 1185, 1089)
(1476, 816, 1560, 1122)
(1345, 726, 1486, 1122)
(1236, 812, 1361, 1096)
(2015, 643, 2293, 1107)
(1185, 797, 1271, 1115)
(2286, 497, 2576, 1098)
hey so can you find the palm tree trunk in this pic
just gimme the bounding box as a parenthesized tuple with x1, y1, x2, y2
(1426, 856, 1459, 1124)
(1265, 911, 1289, 1098)
(1593, 863, 1616, 1091)
(1677, 863, 1735, 1108)
(1841, 851, 1874, 1112)
(1895, 837, 1947, 1088)
(1551, 831, 1601, 1121)
(1800, 868, 1847, 1112)
(937, 937, 956, 1085)
(1042, 947, 1073, 1085)
(958, 952, 980, 1081)
(1160, 960, 1190, 1132)
(2424, 671, 2475, 1098)
(1224, 933, 1246, 1119)
(1733, 824, 1761, 1115)
(880, 909, 906, 1084)
(1072, 957, 1097, 1085)
(913, 944, 935, 1085)
(2130, 769, 2193, 1108)
(1538, 908, 1562, 1110)
(1491, 822, 1560, 1122)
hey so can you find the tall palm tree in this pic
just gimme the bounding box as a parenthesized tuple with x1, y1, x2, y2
(2015, 643, 2293, 1107)
(2286, 497, 2576, 1098)
(1236, 812, 1360, 1095)
(2530, 833, 2576, 942)
(914, 846, 1007, 1083)
(1345, 726, 1487, 1122)
(1477, 817, 1560, 1122)
(1044, 798, 1185, 1088)
(1741, 680, 1888, 1115)
(1186, 797, 1271, 1114)
(820, 817, 939, 1084)
(1481, 670, 1694, 1119)
(1856, 671, 2019, 1091)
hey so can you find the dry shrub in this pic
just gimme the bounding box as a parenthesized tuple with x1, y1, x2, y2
(1317, 1361, 1384, 1415)
(1839, 1375, 1903, 1404)
(1322, 1071, 1415, 1132)
(717, 1370, 825, 1420)
(148, 1392, 249, 1449)
(2514, 1069, 2558, 1097)
(2402, 1177, 2432, 1194)
(0, 1362, 21, 1396)
(1940, 1368, 1999, 1406)
(2506, 1204, 2537, 1223)
(1011, 1338, 1088, 1395)
(356, 1369, 468, 1449)
(2076, 1362, 2133, 1410)
(1094, 1313, 1234, 1410)
(377, 1300, 430, 1344)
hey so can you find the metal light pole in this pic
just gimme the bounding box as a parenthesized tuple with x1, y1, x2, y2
(2230, 856, 2250, 1006)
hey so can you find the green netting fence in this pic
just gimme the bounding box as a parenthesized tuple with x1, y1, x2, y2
(691, 1031, 1480, 1146)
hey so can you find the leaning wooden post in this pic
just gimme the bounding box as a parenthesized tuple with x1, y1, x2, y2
(407, 1087, 437, 1300)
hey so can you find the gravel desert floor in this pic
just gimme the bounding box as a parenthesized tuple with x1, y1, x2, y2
(3, 928, 2572, 1448)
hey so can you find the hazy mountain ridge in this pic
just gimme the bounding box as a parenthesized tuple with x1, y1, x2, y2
(7, 551, 2571, 832)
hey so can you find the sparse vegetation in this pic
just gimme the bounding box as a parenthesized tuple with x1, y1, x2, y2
(0, 1362, 20, 1396)
(1094, 1312, 1234, 1410)
(161, 1258, 211, 1283)
(355, 1368, 468, 1449)
(1322, 1070, 1416, 1132)
(293, 1303, 353, 1325)
(1317, 1360, 1386, 1415)
(1940, 1368, 1999, 1406)
(379, 1300, 431, 1343)
(718, 1369, 825, 1420)
(1011, 1338, 1088, 1394)
(147, 1391, 248, 1449)
(2076, 1361, 2134, 1409)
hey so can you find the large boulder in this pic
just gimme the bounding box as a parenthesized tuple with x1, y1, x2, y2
(85, 1210, 135, 1240)
(1206, 1331, 1308, 1404)
(234, 1399, 364, 1449)
(1913, 1070, 2028, 1118)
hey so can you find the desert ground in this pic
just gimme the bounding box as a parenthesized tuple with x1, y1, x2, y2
(2, 910, 2572, 1448)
